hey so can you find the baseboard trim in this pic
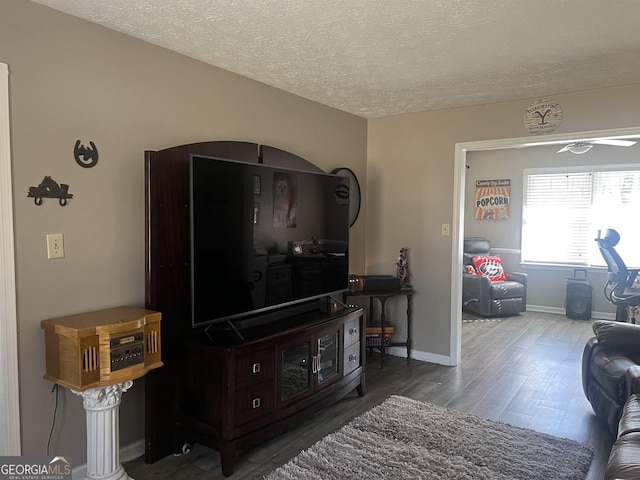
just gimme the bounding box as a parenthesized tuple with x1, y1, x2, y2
(526, 304, 615, 321)
(72, 438, 146, 479)
(385, 346, 456, 366)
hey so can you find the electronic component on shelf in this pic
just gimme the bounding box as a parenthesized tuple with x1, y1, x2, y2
(41, 306, 162, 391)
(110, 332, 144, 371)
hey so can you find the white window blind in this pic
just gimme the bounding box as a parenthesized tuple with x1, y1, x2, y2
(522, 166, 640, 267)
(592, 169, 640, 267)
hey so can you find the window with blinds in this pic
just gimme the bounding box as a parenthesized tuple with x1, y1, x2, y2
(522, 166, 640, 267)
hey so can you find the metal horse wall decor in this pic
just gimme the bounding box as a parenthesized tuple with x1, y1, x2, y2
(74, 140, 99, 168)
(27, 176, 73, 206)
(26, 140, 99, 206)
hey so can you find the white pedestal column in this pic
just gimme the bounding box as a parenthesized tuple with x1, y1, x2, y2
(73, 381, 134, 480)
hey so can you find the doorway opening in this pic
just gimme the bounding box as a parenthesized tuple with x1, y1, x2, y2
(450, 126, 640, 365)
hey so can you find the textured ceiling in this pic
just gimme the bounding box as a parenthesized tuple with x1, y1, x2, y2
(31, 0, 640, 118)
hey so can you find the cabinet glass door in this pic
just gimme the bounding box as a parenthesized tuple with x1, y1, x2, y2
(317, 332, 339, 384)
(281, 342, 311, 401)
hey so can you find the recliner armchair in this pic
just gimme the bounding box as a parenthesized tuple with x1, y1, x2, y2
(582, 320, 640, 479)
(462, 237, 527, 317)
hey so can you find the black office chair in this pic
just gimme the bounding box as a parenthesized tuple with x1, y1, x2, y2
(595, 228, 640, 323)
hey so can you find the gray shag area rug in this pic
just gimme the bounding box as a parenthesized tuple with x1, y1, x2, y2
(265, 395, 593, 480)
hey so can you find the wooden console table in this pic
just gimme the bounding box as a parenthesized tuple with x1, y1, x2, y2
(343, 287, 413, 368)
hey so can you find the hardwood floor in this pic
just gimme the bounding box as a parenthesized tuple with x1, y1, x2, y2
(124, 312, 614, 479)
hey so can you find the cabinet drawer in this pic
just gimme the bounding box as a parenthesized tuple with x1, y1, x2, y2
(344, 342, 360, 375)
(235, 348, 275, 388)
(344, 317, 360, 348)
(235, 382, 275, 426)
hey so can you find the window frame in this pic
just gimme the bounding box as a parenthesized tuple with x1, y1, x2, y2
(521, 163, 640, 268)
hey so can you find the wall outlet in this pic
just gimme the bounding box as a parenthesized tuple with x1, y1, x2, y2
(47, 233, 64, 259)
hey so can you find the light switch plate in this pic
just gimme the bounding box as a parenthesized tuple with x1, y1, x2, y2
(47, 233, 64, 259)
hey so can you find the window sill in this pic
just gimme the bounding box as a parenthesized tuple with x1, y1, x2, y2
(519, 263, 607, 273)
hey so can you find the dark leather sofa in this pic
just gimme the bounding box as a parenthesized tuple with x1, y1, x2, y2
(582, 320, 640, 479)
(462, 237, 527, 317)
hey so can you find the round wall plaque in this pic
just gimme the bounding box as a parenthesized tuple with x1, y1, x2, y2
(330, 167, 361, 228)
(523, 99, 563, 135)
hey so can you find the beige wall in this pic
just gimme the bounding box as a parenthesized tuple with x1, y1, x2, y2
(1, 0, 367, 466)
(367, 86, 640, 358)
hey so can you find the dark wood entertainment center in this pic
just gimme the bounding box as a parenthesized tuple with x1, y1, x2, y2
(144, 141, 365, 476)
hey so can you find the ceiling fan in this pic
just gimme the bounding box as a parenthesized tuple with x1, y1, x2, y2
(557, 139, 637, 154)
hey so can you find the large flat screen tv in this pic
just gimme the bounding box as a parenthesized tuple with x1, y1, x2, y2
(190, 155, 350, 328)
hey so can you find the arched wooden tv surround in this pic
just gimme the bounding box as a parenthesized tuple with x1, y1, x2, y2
(144, 141, 364, 476)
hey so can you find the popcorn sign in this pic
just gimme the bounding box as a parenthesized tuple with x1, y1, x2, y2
(475, 179, 510, 220)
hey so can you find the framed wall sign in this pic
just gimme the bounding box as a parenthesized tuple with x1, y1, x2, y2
(523, 99, 563, 135)
(475, 179, 510, 220)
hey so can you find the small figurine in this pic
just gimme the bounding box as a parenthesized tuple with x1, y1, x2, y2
(396, 247, 411, 287)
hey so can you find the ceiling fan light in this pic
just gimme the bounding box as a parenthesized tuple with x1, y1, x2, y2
(567, 144, 593, 154)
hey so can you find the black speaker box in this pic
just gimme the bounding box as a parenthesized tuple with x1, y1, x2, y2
(566, 282, 592, 320)
(358, 275, 402, 293)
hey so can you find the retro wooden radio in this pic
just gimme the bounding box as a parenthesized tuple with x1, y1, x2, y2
(41, 306, 162, 391)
